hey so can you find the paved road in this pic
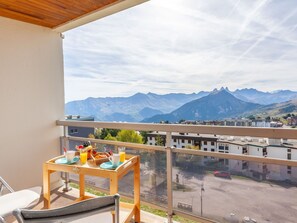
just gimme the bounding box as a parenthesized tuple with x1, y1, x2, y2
(173, 170, 297, 223)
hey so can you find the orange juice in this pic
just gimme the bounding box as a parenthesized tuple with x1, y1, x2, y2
(119, 151, 125, 162)
(80, 152, 88, 164)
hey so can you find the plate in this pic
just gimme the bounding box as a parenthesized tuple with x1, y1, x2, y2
(100, 161, 123, 170)
(55, 156, 79, 165)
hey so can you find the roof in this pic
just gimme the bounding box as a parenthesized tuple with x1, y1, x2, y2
(147, 131, 218, 141)
(65, 115, 95, 121)
(0, 0, 147, 31)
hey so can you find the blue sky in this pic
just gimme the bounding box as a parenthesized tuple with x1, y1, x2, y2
(63, 0, 297, 102)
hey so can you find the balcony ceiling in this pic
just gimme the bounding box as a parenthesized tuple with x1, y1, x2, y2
(0, 0, 145, 30)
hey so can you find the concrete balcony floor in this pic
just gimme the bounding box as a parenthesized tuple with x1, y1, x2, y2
(5, 186, 169, 223)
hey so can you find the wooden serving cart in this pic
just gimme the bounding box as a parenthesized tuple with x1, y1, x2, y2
(43, 154, 140, 223)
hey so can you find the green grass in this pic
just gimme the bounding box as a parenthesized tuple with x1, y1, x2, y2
(69, 183, 198, 223)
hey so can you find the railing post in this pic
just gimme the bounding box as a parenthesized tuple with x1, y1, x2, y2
(62, 126, 71, 192)
(166, 132, 173, 223)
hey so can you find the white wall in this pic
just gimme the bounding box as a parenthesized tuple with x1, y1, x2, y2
(267, 146, 287, 160)
(0, 17, 64, 190)
(248, 145, 263, 157)
(291, 149, 297, 161)
(229, 144, 242, 155)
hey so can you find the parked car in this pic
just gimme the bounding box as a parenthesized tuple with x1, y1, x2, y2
(213, 170, 231, 179)
(242, 216, 257, 223)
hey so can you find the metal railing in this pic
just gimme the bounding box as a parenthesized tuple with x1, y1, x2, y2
(57, 120, 297, 223)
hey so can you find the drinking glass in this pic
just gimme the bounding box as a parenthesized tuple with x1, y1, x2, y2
(80, 149, 88, 165)
(119, 147, 126, 162)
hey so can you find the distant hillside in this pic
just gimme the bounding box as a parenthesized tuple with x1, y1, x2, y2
(247, 98, 297, 118)
(233, 88, 297, 105)
(65, 92, 208, 122)
(143, 89, 261, 123)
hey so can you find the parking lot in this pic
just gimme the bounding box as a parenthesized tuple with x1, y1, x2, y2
(173, 171, 297, 223)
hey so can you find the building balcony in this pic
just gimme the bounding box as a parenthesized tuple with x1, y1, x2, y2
(55, 121, 297, 222)
(1, 120, 297, 223)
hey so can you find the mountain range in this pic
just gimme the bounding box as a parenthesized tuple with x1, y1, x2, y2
(143, 89, 261, 122)
(65, 91, 208, 122)
(65, 87, 297, 122)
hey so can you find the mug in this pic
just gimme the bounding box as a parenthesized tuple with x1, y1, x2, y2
(65, 150, 75, 162)
(109, 154, 120, 167)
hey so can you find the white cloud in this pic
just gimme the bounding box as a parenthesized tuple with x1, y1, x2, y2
(63, 0, 297, 102)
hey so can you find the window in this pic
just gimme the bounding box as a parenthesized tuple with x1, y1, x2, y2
(218, 146, 224, 150)
(188, 140, 191, 143)
(204, 148, 207, 151)
(225, 146, 229, 150)
(287, 166, 292, 174)
(288, 154, 291, 160)
(211, 142, 215, 146)
(173, 139, 177, 142)
(243, 162, 248, 169)
(211, 149, 215, 152)
(182, 146, 185, 148)
(287, 149, 291, 153)
(150, 143, 152, 145)
(74, 129, 78, 133)
(203, 141, 207, 145)
(263, 148, 267, 156)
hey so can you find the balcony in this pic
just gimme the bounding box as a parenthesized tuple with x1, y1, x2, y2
(1, 122, 297, 223)
(52, 120, 297, 223)
(1, 1, 297, 223)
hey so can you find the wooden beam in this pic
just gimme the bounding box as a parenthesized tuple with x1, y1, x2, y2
(57, 120, 297, 139)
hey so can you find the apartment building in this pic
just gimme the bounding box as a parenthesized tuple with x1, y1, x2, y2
(66, 115, 95, 138)
(147, 132, 217, 149)
(147, 132, 297, 182)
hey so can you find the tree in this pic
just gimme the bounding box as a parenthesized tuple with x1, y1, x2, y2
(155, 135, 165, 146)
(100, 128, 120, 139)
(140, 131, 150, 144)
(179, 119, 186, 124)
(94, 128, 101, 139)
(186, 145, 200, 150)
(88, 133, 95, 139)
(104, 133, 117, 141)
(116, 130, 143, 143)
(247, 115, 256, 120)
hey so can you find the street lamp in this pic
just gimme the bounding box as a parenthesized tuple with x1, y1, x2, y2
(200, 182, 205, 216)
